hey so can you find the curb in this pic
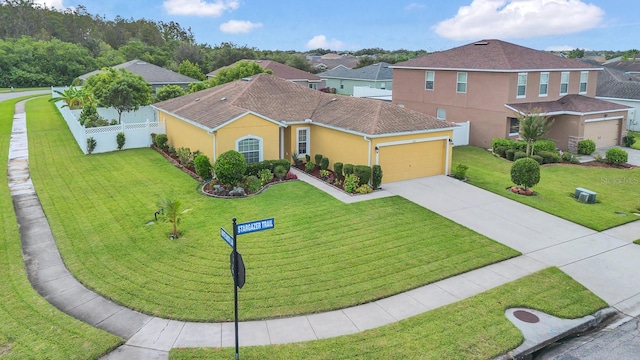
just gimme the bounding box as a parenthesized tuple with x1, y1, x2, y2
(496, 307, 620, 360)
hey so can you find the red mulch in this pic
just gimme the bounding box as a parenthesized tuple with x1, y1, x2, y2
(294, 164, 346, 191)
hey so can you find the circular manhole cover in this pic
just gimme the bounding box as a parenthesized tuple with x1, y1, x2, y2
(513, 310, 540, 323)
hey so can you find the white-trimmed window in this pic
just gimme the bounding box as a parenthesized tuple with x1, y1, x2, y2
(539, 72, 549, 97)
(296, 127, 309, 157)
(425, 71, 435, 90)
(236, 135, 262, 163)
(308, 83, 317, 90)
(509, 117, 520, 136)
(456, 72, 467, 93)
(560, 72, 570, 95)
(517, 73, 527, 98)
(579, 71, 588, 94)
(436, 108, 446, 120)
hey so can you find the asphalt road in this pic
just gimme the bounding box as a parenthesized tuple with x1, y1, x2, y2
(0, 89, 50, 102)
(534, 316, 640, 359)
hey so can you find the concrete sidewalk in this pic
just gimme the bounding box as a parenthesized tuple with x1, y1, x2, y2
(8, 98, 640, 359)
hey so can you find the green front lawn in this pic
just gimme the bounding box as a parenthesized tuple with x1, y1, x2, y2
(453, 146, 640, 231)
(0, 97, 123, 358)
(27, 97, 519, 321)
(170, 267, 606, 360)
(629, 131, 640, 150)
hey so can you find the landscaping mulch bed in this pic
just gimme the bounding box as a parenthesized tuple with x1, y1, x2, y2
(293, 164, 346, 191)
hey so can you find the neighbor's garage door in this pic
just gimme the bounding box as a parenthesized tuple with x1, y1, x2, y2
(378, 140, 446, 183)
(584, 119, 621, 148)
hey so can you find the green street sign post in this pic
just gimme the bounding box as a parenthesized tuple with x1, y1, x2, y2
(221, 217, 274, 360)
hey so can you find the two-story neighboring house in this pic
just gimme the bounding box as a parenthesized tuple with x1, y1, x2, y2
(391, 40, 630, 151)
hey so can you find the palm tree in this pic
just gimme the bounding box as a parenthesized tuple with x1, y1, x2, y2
(156, 198, 191, 239)
(519, 110, 554, 157)
(49, 87, 94, 110)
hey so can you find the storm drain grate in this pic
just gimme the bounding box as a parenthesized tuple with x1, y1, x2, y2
(513, 310, 540, 323)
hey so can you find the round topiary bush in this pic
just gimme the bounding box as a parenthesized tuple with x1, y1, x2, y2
(510, 157, 540, 190)
(577, 139, 596, 155)
(194, 154, 213, 179)
(213, 150, 246, 186)
(605, 147, 628, 165)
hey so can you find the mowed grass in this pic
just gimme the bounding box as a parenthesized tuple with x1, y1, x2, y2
(0, 97, 122, 358)
(27, 97, 519, 321)
(453, 146, 640, 231)
(629, 131, 640, 150)
(170, 267, 607, 360)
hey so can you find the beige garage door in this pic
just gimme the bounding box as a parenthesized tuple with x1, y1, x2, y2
(583, 120, 621, 148)
(378, 140, 446, 183)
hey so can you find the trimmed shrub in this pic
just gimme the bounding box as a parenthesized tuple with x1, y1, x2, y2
(274, 165, 287, 179)
(533, 140, 556, 154)
(511, 158, 540, 190)
(510, 141, 527, 153)
(355, 184, 373, 194)
(334, 162, 343, 179)
(194, 154, 213, 179)
(577, 139, 596, 155)
(271, 159, 291, 173)
(494, 146, 508, 158)
(623, 134, 636, 147)
(343, 163, 354, 175)
(353, 165, 372, 186)
(86, 137, 97, 154)
(452, 163, 468, 180)
(314, 154, 323, 165)
(605, 148, 628, 165)
(343, 174, 359, 193)
(305, 161, 315, 173)
(305, 154, 311, 163)
(531, 155, 543, 165)
(258, 169, 274, 186)
(505, 149, 516, 161)
(492, 138, 513, 151)
(371, 165, 383, 189)
(244, 175, 261, 193)
(213, 150, 246, 186)
(176, 147, 193, 167)
(116, 132, 125, 150)
(320, 157, 329, 170)
(538, 150, 561, 164)
(513, 151, 527, 161)
(319, 169, 331, 179)
(155, 133, 168, 150)
(561, 151, 579, 164)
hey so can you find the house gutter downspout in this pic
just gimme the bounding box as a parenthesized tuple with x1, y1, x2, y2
(364, 136, 372, 166)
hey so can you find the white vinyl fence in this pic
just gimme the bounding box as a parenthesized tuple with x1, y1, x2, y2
(452, 121, 470, 146)
(51, 87, 165, 154)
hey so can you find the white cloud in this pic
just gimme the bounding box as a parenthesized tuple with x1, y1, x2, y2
(306, 35, 346, 50)
(33, 0, 65, 9)
(220, 20, 263, 34)
(545, 45, 576, 51)
(405, 2, 426, 10)
(163, 0, 239, 17)
(434, 0, 604, 41)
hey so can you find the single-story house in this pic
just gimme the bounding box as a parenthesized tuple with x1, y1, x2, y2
(78, 59, 199, 93)
(318, 62, 393, 97)
(152, 73, 456, 183)
(206, 60, 324, 90)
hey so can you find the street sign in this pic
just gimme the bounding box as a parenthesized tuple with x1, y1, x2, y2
(220, 227, 233, 248)
(236, 218, 274, 235)
(230, 251, 246, 289)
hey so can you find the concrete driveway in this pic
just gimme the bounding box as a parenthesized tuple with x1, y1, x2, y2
(384, 175, 640, 314)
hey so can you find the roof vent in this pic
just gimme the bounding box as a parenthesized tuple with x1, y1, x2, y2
(331, 98, 337, 102)
(221, 97, 227, 101)
(194, 98, 200, 101)
(241, 77, 253, 81)
(474, 41, 489, 45)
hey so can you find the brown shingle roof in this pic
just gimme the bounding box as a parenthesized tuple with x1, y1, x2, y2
(393, 40, 598, 71)
(207, 60, 321, 81)
(506, 94, 631, 115)
(153, 73, 454, 135)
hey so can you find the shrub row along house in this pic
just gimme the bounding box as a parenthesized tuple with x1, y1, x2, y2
(391, 39, 631, 151)
(152, 73, 456, 183)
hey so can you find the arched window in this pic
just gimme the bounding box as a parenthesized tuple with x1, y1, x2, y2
(236, 136, 262, 163)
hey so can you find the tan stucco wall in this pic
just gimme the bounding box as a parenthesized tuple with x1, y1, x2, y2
(160, 110, 214, 160)
(215, 113, 281, 161)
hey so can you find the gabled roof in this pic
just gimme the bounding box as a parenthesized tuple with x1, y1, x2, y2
(79, 59, 198, 84)
(153, 73, 455, 136)
(392, 40, 598, 72)
(596, 67, 640, 100)
(207, 60, 321, 82)
(603, 60, 640, 74)
(310, 57, 360, 70)
(506, 94, 631, 116)
(318, 62, 393, 81)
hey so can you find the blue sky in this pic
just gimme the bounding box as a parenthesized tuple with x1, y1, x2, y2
(35, 0, 639, 52)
